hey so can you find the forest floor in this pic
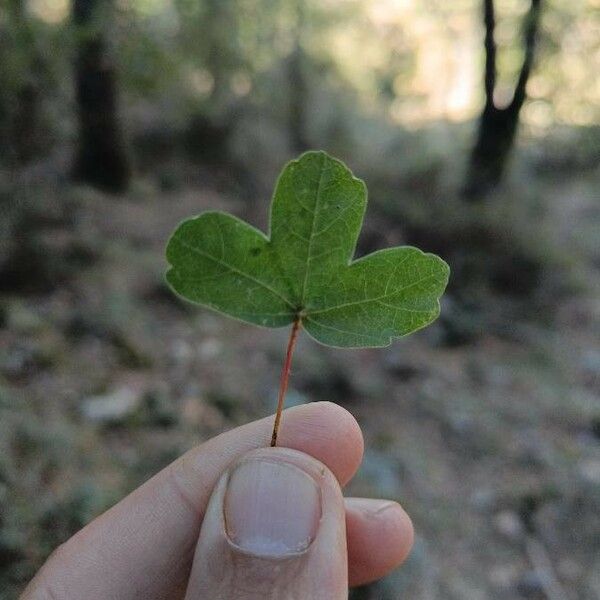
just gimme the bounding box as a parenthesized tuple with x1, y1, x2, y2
(1, 148, 599, 599)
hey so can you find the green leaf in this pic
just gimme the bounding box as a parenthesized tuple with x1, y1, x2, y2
(166, 151, 449, 348)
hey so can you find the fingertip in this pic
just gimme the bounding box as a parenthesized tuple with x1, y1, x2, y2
(278, 401, 364, 486)
(345, 498, 414, 587)
(381, 501, 414, 564)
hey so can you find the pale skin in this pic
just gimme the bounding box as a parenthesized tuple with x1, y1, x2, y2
(22, 402, 414, 599)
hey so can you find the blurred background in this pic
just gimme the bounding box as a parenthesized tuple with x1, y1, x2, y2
(0, 0, 599, 597)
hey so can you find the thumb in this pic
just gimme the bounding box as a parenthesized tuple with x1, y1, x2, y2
(184, 447, 348, 600)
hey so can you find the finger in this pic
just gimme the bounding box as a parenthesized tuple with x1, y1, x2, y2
(22, 401, 363, 600)
(345, 497, 414, 587)
(184, 448, 347, 600)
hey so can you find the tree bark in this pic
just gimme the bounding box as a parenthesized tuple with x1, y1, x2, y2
(464, 0, 542, 201)
(72, 0, 130, 193)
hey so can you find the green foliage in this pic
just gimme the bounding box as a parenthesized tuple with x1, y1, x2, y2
(166, 151, 449, 347)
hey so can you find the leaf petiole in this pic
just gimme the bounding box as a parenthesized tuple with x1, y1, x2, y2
(270, 316, 302, 447)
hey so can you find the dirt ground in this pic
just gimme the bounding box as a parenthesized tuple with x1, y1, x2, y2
(1, 157, 599, 599)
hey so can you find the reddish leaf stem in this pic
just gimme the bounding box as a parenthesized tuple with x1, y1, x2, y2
(270, 317, 301, 447)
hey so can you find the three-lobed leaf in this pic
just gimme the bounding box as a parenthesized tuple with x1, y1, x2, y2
(166, 151, 449, 347)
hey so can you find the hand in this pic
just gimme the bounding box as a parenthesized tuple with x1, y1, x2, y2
(22, 402, 413, 599)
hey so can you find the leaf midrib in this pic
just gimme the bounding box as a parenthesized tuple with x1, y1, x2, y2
(171, 235, 296, 310)
(305, 272, 442, 316)
(299, 152, 327, 306)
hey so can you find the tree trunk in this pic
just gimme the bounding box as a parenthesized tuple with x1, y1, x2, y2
(287, 1, 310, 154)
(464, 0, 542, 201)
(287, 44, 310, 153)
(72, 0, 130, 193)
(1, 0, 50, 164)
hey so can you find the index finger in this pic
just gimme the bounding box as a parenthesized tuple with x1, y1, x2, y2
(22, 401, 364, 600)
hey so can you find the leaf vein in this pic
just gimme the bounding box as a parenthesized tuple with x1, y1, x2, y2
(312, 190, 360, 238)
(307, 272, 441, 315)
(305, 316, 381, 341)
(171, 235, 295, 309)
(375, 300, 434, 314)
(300, 152, 328, 303)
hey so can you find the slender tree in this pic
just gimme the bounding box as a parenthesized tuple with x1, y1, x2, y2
(1, 0, 50, 164)
(287, 44, 310, 153)
(72, 0, 130, 193)
(464, 0, 542, 200)
(287, 1, 310, 153)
